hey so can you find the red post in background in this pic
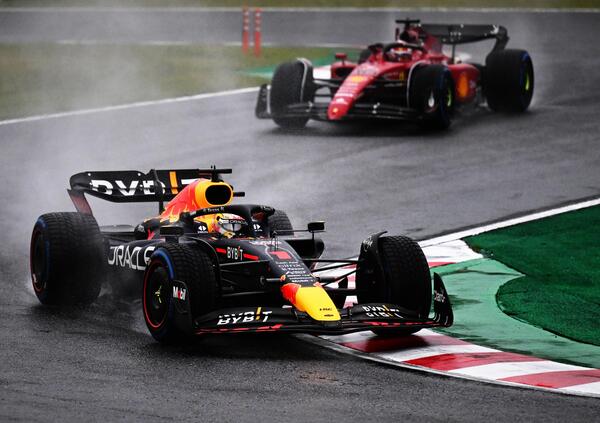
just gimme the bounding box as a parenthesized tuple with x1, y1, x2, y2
(242, 7, 250, 54)
(253, 8, 262, 57)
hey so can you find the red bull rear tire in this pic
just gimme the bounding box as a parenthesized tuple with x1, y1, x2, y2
(29, 212, 105, 305)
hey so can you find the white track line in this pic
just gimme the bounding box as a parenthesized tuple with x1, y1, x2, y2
(0, 87, 259, 127)
(420, 198, 600, 247)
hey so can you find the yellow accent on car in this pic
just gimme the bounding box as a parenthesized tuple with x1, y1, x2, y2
(293, 286, 341, 322)
(169, 171, 178, 195)
(348, 75, 367, 83)
(194, 180, 233, 208)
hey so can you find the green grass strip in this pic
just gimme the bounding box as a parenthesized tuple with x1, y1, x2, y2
(435, 258, 600, 368)
(0, 43, 346, 121)
(465, 205, 600, 347)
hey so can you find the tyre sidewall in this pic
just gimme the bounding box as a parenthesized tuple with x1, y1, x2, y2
(142, 249, 183, 342)
(485, 49, 534, 112)
(30, 218, 52, 304)
(29, 213, 105, 305)
(410, 65, 454, 129)
(270, 60, 313, 128)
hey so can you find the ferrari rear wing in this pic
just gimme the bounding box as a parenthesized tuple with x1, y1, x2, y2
(421, 23, 508, 51)
(68, 167, 234, 214)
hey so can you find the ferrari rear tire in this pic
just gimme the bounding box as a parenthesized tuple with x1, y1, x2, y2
(142, 243, 218, 343)
(30, 212, 105, 305)
(268, 209, 293, 236)
(270, 60, 314, 129)
(361, 236, 432, 336)
(409, 65, 455, 130)
(485, 49, 534, 112)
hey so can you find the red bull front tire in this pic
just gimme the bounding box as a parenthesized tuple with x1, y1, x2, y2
(357, 235, 432, 336)
(142, 243, 218, 343)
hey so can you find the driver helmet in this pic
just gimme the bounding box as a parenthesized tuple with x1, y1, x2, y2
(391, 47, 413, 61)
(215, 213, 246, 238)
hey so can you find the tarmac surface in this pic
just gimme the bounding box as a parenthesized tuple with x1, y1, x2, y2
(0, 8, 599, 422)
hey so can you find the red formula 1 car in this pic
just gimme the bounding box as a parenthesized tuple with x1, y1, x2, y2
(256, 18, 534, 130)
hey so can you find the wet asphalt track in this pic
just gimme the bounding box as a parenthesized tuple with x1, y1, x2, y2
(1, 9, 599, 422)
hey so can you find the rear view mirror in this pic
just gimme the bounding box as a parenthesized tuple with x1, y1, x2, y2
(307, 221, 325, 232)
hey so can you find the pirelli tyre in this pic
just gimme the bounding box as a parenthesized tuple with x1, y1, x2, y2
(484, 49, 534, 112)
(30, 212, 105, 305)
(268, 209, 293, 236)
(359, 235, 432, 336)
(142, 243, 218, 343)
(270, 60, 315, 129)
(409, 64, 455, 130)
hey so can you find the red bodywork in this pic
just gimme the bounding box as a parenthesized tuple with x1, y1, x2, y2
(327, 31, 480, 120)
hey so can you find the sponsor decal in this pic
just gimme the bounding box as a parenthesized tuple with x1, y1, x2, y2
(433, 290, 445, 303)
(361, 305, 404, 319)
(348, 75, 368, 83)
(196, 221, 208, 233)
(108, 245, 156, 270)
(277, 260, 314, 284)
(226, 246, 244, 261)
(249, 240, 275, 246)
(90, 179, 166, 196)
(172, 286, 187, 301)
(203, 206, 225, 214)
(217, 308, 272, 325)
(353, 65, 378, 76)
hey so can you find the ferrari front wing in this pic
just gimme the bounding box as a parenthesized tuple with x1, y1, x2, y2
(194, 274, 453, 335)
(255, 84, 420, 123)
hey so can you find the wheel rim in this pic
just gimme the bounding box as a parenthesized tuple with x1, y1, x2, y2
(446, 85, 453, 108)
(519, 55, 534, 107)
(524, 70, 531, 92)
(30, 229, 46, 293)
(143, 262, 169, 329)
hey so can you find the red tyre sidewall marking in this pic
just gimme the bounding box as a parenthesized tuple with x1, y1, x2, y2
(143, 259, 168, 330)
